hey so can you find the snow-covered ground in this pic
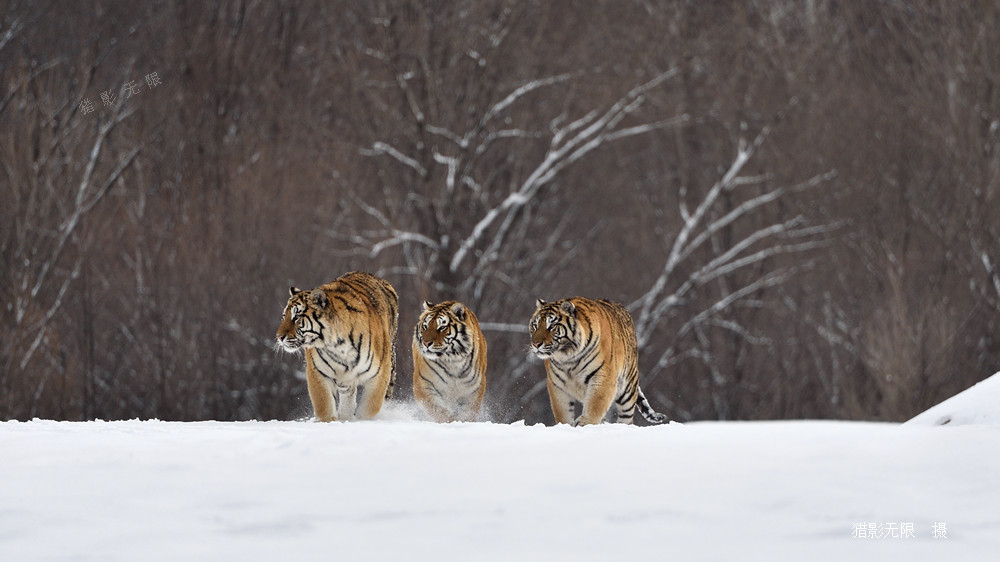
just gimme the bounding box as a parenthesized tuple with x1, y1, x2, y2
(2, 376, 999, 561)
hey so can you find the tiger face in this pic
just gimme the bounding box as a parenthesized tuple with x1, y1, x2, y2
(415, 301, 473, 360)
(529, 299, 582, 359)
(276, 286, 337, 352)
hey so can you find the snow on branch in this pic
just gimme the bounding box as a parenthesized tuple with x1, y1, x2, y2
(972, 239, 1000, 308)
(368, 230, 441, 258)
(0, 15, 24, 54)
(361, 141, 427, 178)
(407, 75, 576, 167)
(29, 106, 138, 302)
(449, 68, 679, 273)
(426, 125, 470, 149)
(0, 57, 66, 117)
(604, 115, 690, 142)
(21, 260, 81, 370)
(651, 267, 798, 372)
(481, 73, 573, 125)
(981, 251, 1000, 302)
(396, 72, 425, 125)
(633, 133, 765, 337)
(433, 150, 458, 193)
(345, 195, 441, 258)
(632, 127, 836, 350)
(353, 196, 392, 227)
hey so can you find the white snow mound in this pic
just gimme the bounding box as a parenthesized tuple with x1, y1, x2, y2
(2, 415, 999, 561)
(905, 371, 1000, 426)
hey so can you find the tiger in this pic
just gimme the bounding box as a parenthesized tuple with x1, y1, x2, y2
(412, 300, 487, 423)
(275, 271, 398, 422)
(529, 297, 668, 426)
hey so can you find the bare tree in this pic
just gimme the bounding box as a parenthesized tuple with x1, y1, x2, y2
(353, 71, 683, 299)
(1, 13, 144, 417)
(627, 123, 836, 416)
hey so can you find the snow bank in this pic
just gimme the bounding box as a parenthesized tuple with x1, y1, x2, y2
(905, 372, 1000, 426)
(2, 412, 997, 561)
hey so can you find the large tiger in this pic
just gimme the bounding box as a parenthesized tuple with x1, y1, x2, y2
(275, 271, 398, 422)
(529, 297, 668, 426)
(412, 300, 487, 422)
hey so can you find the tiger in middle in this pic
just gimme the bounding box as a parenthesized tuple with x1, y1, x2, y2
(412, 300, 488, 422)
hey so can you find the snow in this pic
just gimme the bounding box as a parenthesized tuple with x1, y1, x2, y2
(3, 381, 999, 561)
(905, 372, 1000, 427)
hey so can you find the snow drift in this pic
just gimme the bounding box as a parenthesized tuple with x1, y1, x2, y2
(905, 372, 1000, 427)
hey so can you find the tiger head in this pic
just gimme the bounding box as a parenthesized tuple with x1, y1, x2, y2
(415, 301, 473, 361)
(529, 299, 584, 359)
(275, 286, 339, 352)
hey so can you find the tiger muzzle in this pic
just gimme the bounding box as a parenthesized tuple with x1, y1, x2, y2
(531, 340, 554, 357)
(421, 340, 446, 355)
(276, 336, 302, 352)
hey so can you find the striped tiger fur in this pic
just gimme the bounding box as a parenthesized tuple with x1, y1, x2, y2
(529, 297, 668, 426)
(276, 271, 398, 422)
(412, 300, 487, 422)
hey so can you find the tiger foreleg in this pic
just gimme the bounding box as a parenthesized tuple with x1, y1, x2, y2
(546, 371, 576, 425)
(355, 364, 391, 420)
(306, 354, 338, 422)
(425, 401, 455, 423)
(336, 384, 357, 421)
(577, 372, 617, 426)
(455, 394, 484, 423)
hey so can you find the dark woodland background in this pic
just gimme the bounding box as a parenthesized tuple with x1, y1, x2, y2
(2, 1, 998, 423)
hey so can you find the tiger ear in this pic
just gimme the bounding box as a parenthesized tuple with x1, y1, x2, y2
(560, 300, 576, 317)
(535, 298, 546, 309)
(310, 289, 329, 309)
(423, 300, 434, 311)
(450, 302, 467, 321)
(289, 286, 300, 297)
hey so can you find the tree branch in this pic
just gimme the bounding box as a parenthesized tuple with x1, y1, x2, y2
(368, 230, 441, 258)
(652, 267, 797, 371)
(30, 106, 138, 301)
(481, 73, 573, 126)
(632, 125, 836, 349)
(361, 141, 428, 177)
(449, 68, 678, 273)
(634, 130, 767, 336)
